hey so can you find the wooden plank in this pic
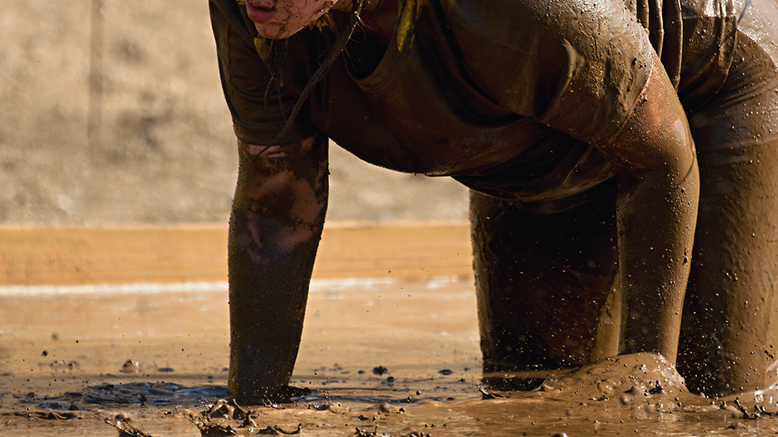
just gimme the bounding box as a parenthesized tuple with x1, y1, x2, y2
(0, 223, 472, 286)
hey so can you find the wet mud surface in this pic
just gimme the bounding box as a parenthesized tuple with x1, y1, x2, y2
(3, 278, 778, 436)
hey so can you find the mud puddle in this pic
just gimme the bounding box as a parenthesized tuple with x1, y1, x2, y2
(2, 278, 778, 435)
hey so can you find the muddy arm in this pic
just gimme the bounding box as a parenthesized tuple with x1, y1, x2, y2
(228, 135, 328, 403)
(598, 55, 700, 362)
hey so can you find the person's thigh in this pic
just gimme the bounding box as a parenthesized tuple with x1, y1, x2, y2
(678, 0, 778, 396)
(470, 189, 620, 375)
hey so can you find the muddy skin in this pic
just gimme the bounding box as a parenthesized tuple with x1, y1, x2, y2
(228, 134, 329, 403)
(471, 189, 621, 374)
(472, 55, 699, 378)
(677, 12, 778, 396)
(246, 0, 339, 40)
(589, 59, 698, 362)
(474, 16, 778, 396)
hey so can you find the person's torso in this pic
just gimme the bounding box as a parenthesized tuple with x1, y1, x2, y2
(300, 0, 744, 203)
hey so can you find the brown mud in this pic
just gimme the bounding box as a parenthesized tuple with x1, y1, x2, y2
(3, 278, 778, 436)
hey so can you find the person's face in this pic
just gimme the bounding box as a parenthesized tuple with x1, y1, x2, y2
(244, 0, 340, 39)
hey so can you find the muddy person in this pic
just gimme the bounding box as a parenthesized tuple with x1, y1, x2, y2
(209, 0, 778, 402)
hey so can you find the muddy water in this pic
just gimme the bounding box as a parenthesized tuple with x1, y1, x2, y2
(1, 278, 777, 436)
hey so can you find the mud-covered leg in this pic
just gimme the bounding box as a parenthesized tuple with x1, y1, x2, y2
(678, 23, 778, 395)
(470, 190, 620, 382)
(228, 135, 328, 403)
